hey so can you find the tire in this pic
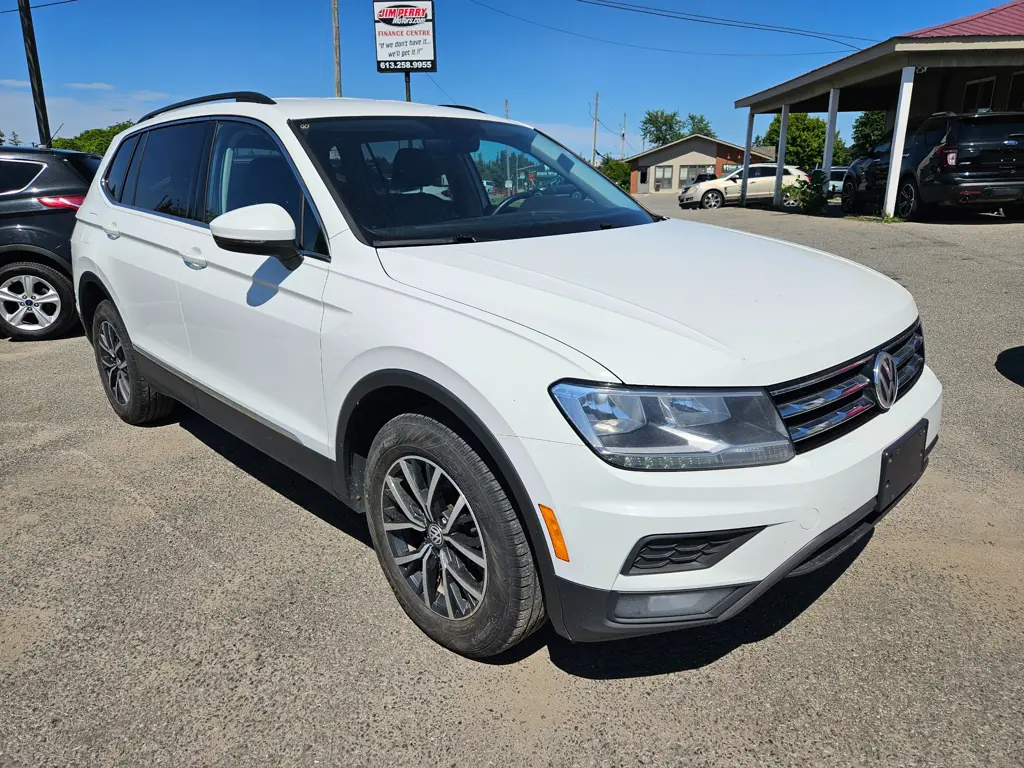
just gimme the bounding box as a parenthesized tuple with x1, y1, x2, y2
(701, 189, 724, 210)
(365, 413, 546, 658)
(841, 180, 859, 214)
(90, 300, 175, 425)
(896, 177, 922, 221)
(0, 260, 77, 341)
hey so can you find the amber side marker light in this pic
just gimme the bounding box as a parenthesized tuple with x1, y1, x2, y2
(539, 505, 570, 562)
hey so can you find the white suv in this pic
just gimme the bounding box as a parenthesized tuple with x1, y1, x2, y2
(72, 93, 942, 658)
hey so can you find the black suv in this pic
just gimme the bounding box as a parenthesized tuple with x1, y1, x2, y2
(841, 111, 1024, 220)
(0, 146, 100, 339)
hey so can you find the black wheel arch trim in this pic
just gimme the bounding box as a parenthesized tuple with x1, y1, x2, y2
(0, 243, 72, 274)
(335, 369, 567, 637)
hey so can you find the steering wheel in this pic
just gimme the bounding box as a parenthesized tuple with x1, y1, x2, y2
(491, 189, 536, 215)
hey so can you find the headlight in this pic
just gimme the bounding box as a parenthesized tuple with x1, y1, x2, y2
(550, 382, 794, 470)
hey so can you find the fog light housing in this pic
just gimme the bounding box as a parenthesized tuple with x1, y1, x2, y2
(613, 587, 736, 620)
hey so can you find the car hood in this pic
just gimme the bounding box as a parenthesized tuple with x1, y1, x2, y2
(376, 218, 918, 386)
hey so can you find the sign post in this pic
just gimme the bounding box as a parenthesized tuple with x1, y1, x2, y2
(373, 1, 436, 103)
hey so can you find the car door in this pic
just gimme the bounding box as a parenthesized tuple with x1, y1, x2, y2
(97, 124, 209, 377)
(864, 134, 893, 201)
(747, 167, 773, 199)
(723, 171, 744, 200)
(174, 119, 332, 456)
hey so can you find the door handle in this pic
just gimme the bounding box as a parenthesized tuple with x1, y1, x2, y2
(179, 247, 207, 269)
(102, 223, 120, 239)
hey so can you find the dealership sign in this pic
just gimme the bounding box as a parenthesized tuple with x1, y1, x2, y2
(374, 1, 436, 73)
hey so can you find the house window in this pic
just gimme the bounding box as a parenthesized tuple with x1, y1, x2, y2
(653, 165, 673, 189)
(963, 76, 996, 113)
(1008, 71, 1024, 111)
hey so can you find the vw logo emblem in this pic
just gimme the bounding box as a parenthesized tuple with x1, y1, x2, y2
(873, 351, 898, 411)
(1004, 140, 1019, 146)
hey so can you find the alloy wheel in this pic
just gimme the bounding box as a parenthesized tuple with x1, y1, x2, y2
(0, 274, 62, 332)
(704, 191, 722, 209)
(97, 320, 131, 406)
(380, 456, 487, 620)
(897, 182, 916, 219)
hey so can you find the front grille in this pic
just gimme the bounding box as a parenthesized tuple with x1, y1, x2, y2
(769, 321, 925, 453)
(622, 527, 763, 575)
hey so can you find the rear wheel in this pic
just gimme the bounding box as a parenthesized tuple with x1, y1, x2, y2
(701, 190, 724, 210)
(896, 177, 923, 220)
(91, 300, 175, 425)
(841, 180, 859, 214)
(365, 413, 546, 658)
(0, 261, 76, 341)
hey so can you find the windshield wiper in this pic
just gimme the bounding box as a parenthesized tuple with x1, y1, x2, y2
(373, 233, 478, 247)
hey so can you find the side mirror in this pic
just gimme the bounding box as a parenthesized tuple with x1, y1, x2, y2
(210, 203, 299, 263)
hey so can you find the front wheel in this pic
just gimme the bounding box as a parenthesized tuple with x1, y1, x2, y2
(364, 413, 546, 658)
(701, 190, 724, 209)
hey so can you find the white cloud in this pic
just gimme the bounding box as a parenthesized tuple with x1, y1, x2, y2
(0, 90, 147, 145)
(130, 91, 170, 102)
(0, 79, 30, 88)
(65, 82, 115, 91)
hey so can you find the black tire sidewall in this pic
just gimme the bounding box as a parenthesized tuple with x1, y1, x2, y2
(0, 261, 76, 341)
(91, 301, 150, 423)
(841, 181, 857, 214)
(365, 414, 533, 656)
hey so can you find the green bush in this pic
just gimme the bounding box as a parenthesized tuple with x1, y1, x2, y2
(783, 169, 828, 215)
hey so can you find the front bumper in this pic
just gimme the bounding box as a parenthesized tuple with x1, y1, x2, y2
(503, 366, 942, 642)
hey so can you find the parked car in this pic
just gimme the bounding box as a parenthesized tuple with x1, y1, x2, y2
(0, 146, 100, 339)
(679, 163, 808, 209)
(73, 93, 942, 658)
(825, 166, 849, 198)
(694, 172, 717, 183)
(842, 111, 1024, 219)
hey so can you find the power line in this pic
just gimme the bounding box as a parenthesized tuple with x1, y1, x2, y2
(0, 0, 78, 14)
(575, 0, 872, 50)
(590, 105, 634, 153)
(466, 0, 848, 58)
(426, 73, 456, 103)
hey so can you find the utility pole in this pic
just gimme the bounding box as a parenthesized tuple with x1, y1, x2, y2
(17, 0, 51, 147)
(331, 0, 342, 97)
(591, 91, 599, 166)
(505, 99, 510, 193)
(620, 113, 626, 160)
(405, 71, 411, 102)
(504, 99, 508, 119)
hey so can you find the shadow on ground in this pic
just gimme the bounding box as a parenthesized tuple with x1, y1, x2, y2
(996, 346, 1024, 387)
(172, 406, 867, 678)
(177, 408, 372, 547)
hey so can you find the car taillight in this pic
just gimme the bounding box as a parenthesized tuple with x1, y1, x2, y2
(37, 195, 86, 210)
(938, 145, 958, 168)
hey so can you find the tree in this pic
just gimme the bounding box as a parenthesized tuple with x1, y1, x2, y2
(598, 155, 630, 190)
(683, 113, 716, 138)
(850, 110, 887, 159)
(754, 112, 851, 171)
(639, 109, 684, 147)
(9, 131, 21, 147)
(0, 129, 5, 146)
(51, 120, 134, 154)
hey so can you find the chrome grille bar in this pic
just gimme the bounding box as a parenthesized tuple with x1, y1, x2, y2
(776, 374, 871, 419)
(898, 354, 923, 388)
(788, 395, 875, 443)
(892, 334, 923, 367)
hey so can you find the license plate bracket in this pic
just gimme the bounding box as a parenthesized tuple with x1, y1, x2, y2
(877, 420, 928, 511)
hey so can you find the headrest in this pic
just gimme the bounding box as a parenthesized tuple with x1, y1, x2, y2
(391, 148, 438, 190)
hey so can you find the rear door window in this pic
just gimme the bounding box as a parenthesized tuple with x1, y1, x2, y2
(133, 122, 210, 221)
(0, 160, 45, 194)
(103, 135, 139, 201)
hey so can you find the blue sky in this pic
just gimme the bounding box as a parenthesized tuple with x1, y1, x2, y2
(0, 0, 997, 154)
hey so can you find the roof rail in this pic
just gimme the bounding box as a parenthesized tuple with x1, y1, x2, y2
(438, 104, 484, 113)
(138, 91, 276, 124)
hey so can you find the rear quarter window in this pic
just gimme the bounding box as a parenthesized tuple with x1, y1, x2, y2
(0, 160, 45, 194)
(133, 122, 209, 220)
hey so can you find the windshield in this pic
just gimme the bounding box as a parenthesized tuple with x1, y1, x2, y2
(295, 117, 653, 246)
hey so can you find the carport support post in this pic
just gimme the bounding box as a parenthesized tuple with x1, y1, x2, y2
(773, 104, 790, 207)
(883, 66, 916, 217)
(821, 88, 840, 192)
(741, 109, 755, 205)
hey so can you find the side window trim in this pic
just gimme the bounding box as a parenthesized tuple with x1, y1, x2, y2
(212, 118, 330, 262)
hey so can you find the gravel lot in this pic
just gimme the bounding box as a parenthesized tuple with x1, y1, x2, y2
(2, 204, 1023, 767)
